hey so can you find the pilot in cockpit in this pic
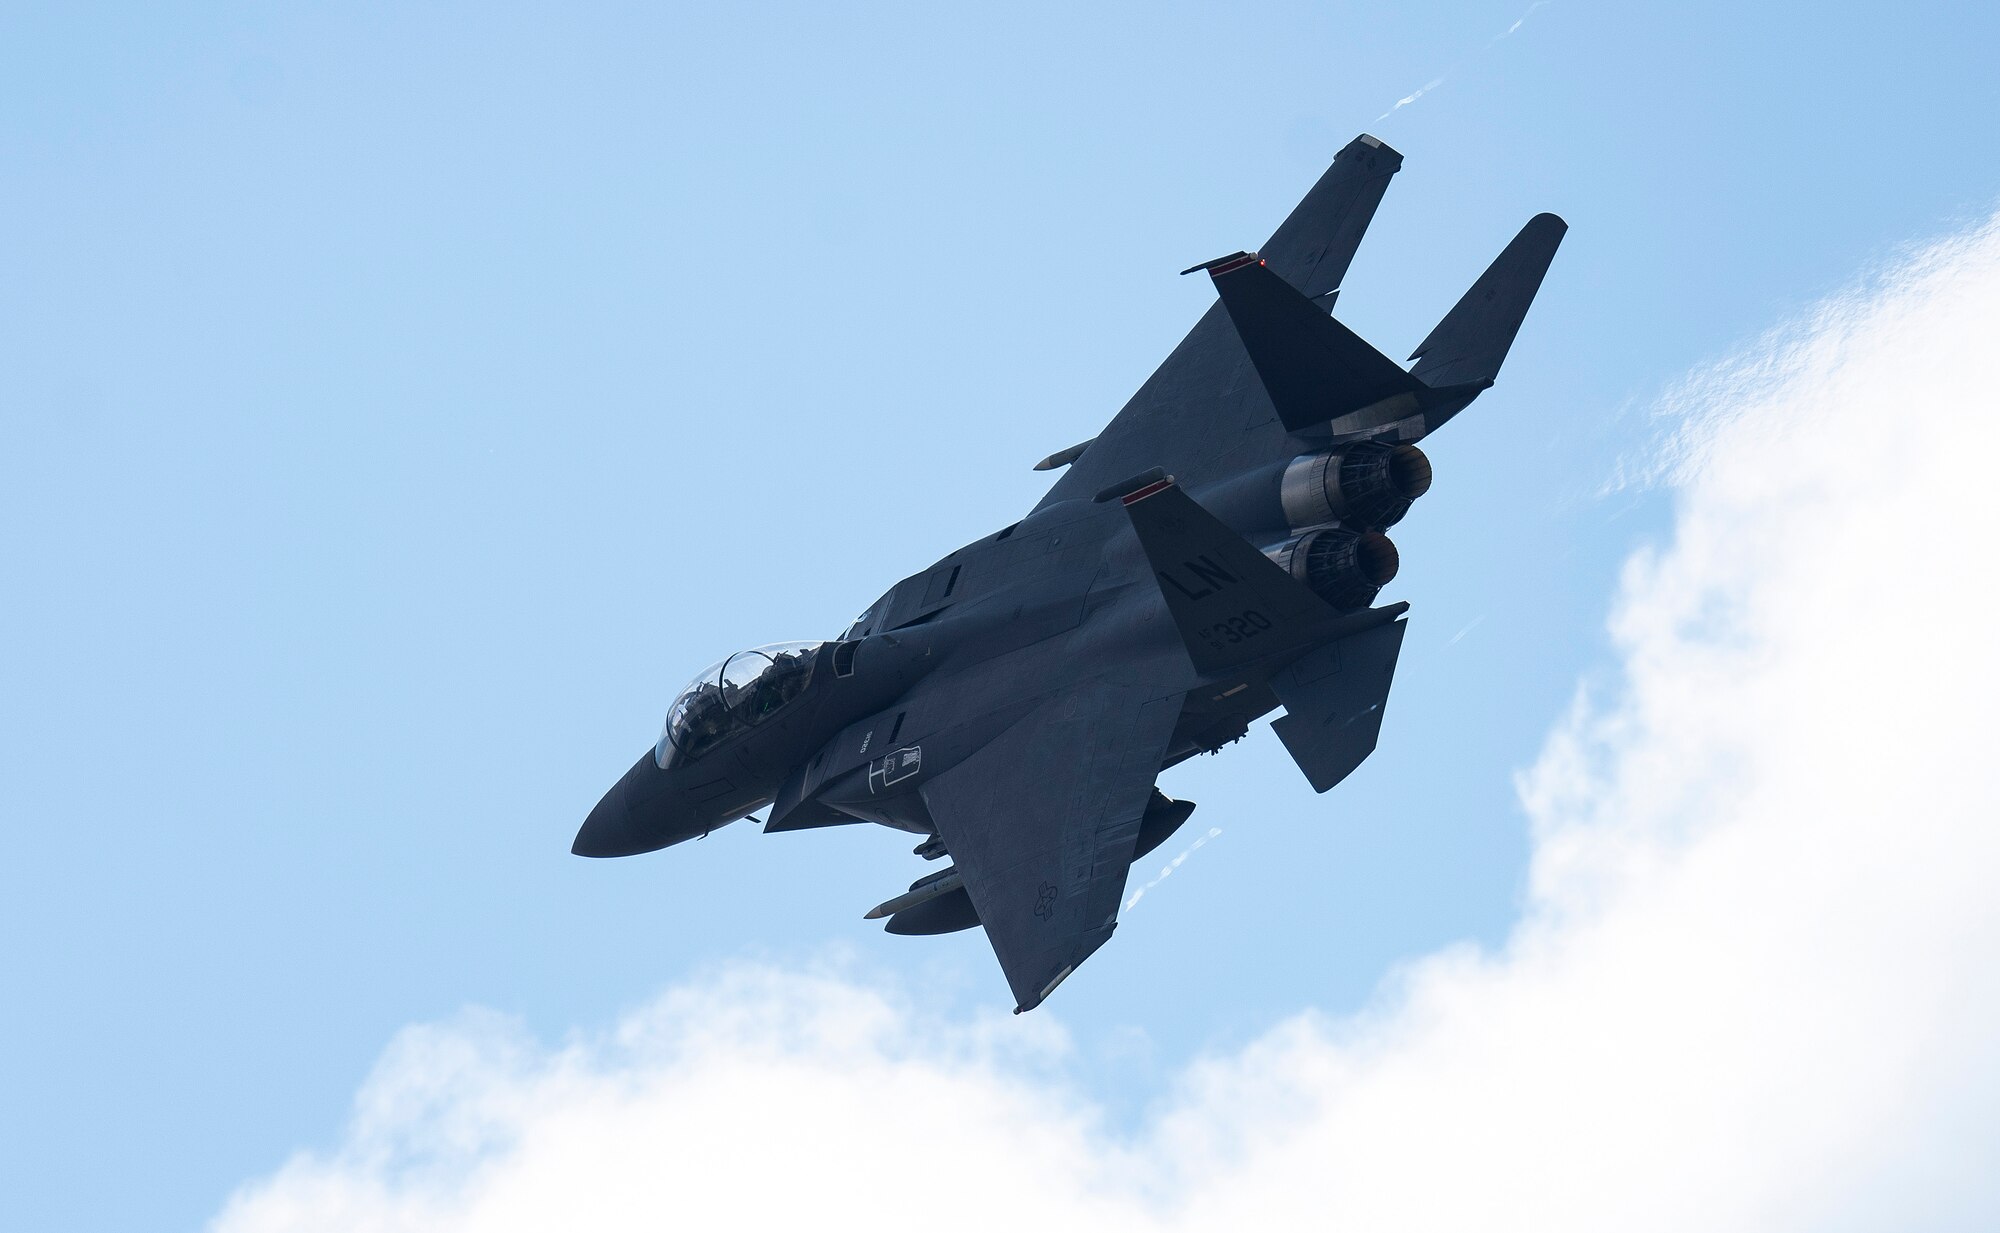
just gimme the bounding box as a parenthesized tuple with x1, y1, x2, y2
(663, 642, 824, 765)
(681, 685, 731, 756)
(748, 649, 811, 718)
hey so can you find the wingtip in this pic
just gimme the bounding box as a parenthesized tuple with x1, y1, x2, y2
(1344, 132, 1403, 162)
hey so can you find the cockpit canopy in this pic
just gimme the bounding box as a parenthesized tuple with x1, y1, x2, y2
(656, 641, 823, 767)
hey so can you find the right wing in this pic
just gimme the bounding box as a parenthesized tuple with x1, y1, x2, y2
(919, 679, 1184, 1013)
(1034, 135, 1401, 511)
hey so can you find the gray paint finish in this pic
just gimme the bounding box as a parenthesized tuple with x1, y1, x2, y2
(576, 134, 1564, 1012)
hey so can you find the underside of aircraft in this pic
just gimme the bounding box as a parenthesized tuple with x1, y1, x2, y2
(578, 134, 1565, 1012)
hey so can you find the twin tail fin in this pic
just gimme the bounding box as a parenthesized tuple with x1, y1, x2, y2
(1186, 211, 1565, 439)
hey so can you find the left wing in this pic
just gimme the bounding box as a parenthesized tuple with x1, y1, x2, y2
(919, 680, 1185, 1012)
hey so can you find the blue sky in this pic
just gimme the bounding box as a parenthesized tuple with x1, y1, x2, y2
(5, 3, 2000, 1229)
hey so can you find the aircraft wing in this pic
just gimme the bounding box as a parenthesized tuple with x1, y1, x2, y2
(919, 679, 1185, 1012)
(1034, 134, 1401, 512)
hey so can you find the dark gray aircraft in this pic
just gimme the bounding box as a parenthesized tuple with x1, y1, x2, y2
(576, 134, 1563, 1013)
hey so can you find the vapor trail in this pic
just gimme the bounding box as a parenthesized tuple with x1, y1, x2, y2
(1446, 614, 1487, 648)
(1123, 827, 1224, 912)
(1375, 1, 1552, 122)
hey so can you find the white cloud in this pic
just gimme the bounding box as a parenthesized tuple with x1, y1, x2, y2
(213, 213, 2000, 1232)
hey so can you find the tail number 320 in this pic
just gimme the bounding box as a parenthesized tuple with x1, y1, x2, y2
(1196, 609, 1272, 650)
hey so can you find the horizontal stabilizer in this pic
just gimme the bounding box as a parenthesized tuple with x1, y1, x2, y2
(1409, 213, 1567, 389)
(1269, 619, 1407, 792)
(1121, 478, 1339, 675)
(1190, 254, 1426, 434)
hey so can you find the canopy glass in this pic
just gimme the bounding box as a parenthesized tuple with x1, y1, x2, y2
(656, 641, 823, 767)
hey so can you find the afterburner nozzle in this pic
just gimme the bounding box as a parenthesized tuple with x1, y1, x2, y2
(1280, 442, 1432, 530)
(1272, 528, 1399, 612)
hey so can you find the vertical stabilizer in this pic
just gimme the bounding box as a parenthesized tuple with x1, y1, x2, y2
(1408, 213, 1567, 389)
(1261, 134, 1403, 302)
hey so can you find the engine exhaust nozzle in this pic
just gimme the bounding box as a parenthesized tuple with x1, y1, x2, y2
(1277, 527, 1400, 611)
(1280, 442, 1432, 530)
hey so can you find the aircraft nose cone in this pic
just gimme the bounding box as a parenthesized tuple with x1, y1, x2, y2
(572, 750, 682, 858)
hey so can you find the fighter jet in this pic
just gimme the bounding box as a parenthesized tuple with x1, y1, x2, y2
(576, 134, 1563, 1013)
